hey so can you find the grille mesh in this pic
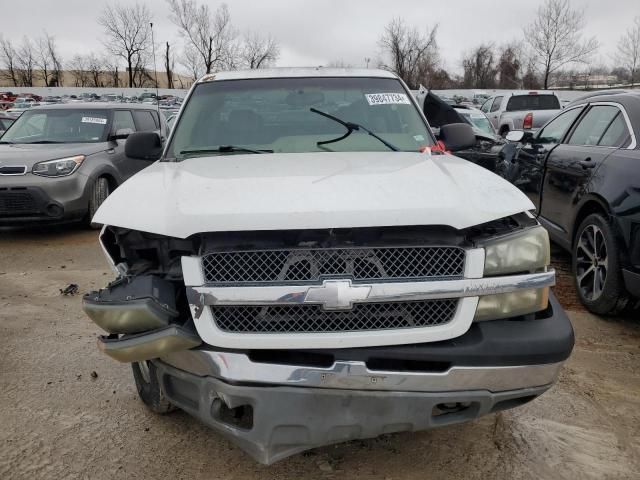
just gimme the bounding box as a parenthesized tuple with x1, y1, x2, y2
(202, 246, 465, 284)
(211, 300, 458, 333)
(0, 192, 38, 214)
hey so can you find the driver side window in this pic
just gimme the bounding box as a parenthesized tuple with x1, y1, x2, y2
(537, 107, 583, 144)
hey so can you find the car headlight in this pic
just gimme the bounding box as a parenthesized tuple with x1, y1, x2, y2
(483, 226, 550, 276)
(475, 226, 552, 321)
(32, 155, 85, 177)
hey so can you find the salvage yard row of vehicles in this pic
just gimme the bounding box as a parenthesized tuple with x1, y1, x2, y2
(0, 70, 637, 463)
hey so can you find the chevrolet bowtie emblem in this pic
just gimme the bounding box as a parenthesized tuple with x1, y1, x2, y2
(304, 279, 371, 310)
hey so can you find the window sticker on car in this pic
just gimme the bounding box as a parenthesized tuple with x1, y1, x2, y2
(413, 135, 424, 141)
(365, 93, 411, 106)
(81, 117, 107, 125)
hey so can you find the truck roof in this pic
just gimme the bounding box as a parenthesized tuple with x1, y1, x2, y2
(197, 67, 398, 83)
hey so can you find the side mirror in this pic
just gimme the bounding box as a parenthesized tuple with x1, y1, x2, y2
(438, 123, 476, 152)
(125, 132, 163, 161)
(110, 128, 134, 141)
(505, 130, 534, 144)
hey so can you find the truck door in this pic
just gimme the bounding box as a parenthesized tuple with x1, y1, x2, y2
(510, 106, 584, 210)
(540, 104, 630, 238)
(487, 96, 503, 129)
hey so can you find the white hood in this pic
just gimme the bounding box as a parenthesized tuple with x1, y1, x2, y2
(94, 152, 534, 239)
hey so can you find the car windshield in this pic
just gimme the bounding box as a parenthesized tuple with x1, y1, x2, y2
(168, 76, 434, 159)
(506, 95, 560, 111)
(459, 111, 495, 136)
(1, 109, 111, 144)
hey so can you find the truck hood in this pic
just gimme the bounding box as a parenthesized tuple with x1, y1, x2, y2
(0, 143, 107, 169)
(94, 151, 534, 239)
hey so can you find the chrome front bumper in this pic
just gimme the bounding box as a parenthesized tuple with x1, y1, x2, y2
(161, 349, 563, 393)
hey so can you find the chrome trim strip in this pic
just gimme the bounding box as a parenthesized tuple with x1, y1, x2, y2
(187, 270, 555, 307)
(160, 349, 563, 393)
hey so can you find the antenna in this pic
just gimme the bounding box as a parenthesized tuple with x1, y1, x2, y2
(150, 22, 161, 117)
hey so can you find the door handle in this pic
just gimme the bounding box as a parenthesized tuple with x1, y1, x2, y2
(579, 157, 595, 169)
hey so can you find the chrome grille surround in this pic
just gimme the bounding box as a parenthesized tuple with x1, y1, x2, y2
(201, 246, 465, 284)
(211, 299, 458, 333)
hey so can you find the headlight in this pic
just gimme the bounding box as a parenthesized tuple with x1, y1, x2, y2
(474, 288, 549, 321)
(32, 155, 85, 177)
(475, 225, 552, 321)
(483, 226, 550, 276)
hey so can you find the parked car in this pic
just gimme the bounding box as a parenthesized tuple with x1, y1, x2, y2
(82, 68, 573, 464)
(502, 91, 640, 314)
(0, 103, 167, 226)
(6, 101, 35, 118)
(422, 91, 508, 172)
(480, 91, 562, 137)
(0, 112, 14, 135)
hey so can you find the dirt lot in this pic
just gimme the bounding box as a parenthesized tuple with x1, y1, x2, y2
(1, 226, 639, 480)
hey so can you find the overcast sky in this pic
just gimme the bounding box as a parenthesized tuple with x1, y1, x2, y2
(2, 0, 637, 74)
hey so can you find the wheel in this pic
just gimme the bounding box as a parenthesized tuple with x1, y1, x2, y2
(572, 213, 630, 315)
(87, 177, 110, 229)
(131, 360, 176, 414)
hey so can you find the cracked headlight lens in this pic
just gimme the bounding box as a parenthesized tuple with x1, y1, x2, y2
(32, 155, 85, 177)
(483, 226, 550, 276)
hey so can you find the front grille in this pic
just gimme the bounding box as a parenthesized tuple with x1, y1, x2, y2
(211, 300, 458, 333)
(0, 191, 38, 214)
(0, 165, 27, 175)
(202, 246, 465, 284)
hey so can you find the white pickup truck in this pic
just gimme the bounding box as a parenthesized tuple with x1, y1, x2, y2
(82, 68, 574, 464)
(480, 91, 562, 137)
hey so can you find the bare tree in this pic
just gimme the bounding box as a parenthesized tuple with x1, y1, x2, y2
(16, 38, 36, 87)
(524, 0, 598, 89)
(0, 36, 19, 86)
(165, 42, 175, 88)
(240, 32, 279, 69)
(98, 2, 152, 88)
(167, 0, 237, 74)
(68, 55, 89, 87)
(103, 55, 121, 88)
(180, 45, 204, 81)
(379, 18, 439, 89)
(617, 16, 640, 87)
(87, 53, 104, 87)
(33, 33, 62, 87)
(462, 44, 497, 88)
(496, 44, 522, 89)
(46, 33, 63, 86)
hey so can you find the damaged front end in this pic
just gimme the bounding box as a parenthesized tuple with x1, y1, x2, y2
(83, 227, 202, 362)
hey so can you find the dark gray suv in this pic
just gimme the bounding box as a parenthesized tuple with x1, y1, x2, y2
(0, 103, 167, 226)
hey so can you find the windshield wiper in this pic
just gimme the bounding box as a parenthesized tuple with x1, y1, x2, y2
(309, 108, 400, 152)
(180, 145, 273, 156)
(0, 141, 14, 144)
(24, 140, 64, 144)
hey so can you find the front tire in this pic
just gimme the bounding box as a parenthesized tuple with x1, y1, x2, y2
(87, 177, 110, 229)
(131, 360, 175, 414)
(572, 213, 629, 315)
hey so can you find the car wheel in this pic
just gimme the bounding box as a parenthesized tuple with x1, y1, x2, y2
(131, 360, 176, 414)
(87, 177, 110, 229)
(572, 213, 629, 315)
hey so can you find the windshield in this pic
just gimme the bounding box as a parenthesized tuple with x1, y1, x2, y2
(506, 95, 560, 111)
(459, 111, 495, 136)
(1, 109, 111, 144)
(168, 77, 433, 159)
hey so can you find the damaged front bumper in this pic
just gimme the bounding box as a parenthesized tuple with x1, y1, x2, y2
(150, 294, 573, 464)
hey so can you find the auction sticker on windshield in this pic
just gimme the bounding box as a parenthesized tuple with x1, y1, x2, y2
(365, 93, 411, 106)
(81, 117, 108, 125)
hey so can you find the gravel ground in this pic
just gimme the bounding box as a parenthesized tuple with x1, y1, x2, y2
(1, 226, 639, 480)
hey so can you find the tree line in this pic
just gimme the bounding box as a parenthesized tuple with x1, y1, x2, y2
(0, 0, 638, 91)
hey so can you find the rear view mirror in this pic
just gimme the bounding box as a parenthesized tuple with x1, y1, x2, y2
(506, 130, 533, 143)
(438, 123, 476, 152)
(125, 132, 163, 161)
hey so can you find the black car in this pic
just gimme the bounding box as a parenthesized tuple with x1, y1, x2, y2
(0, 103, 167, 227)
(503, 91, 640, 314)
